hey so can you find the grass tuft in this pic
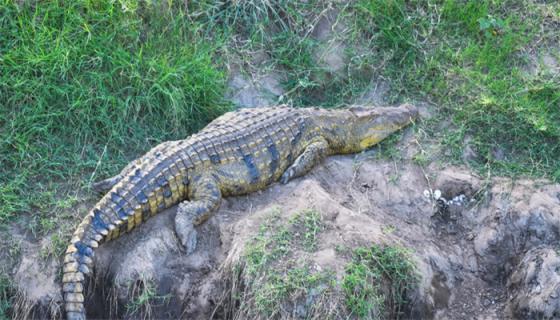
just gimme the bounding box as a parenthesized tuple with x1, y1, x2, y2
(0, 275, 13, 320)
(342, 245, 418, 319)
(125, 277, 170, 320)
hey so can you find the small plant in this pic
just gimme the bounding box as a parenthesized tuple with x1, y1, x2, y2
(0, 274, 13, 320)
(478, 15, 505, 38)
(39, 233, 68, 260)
(412, 150, 430, 167)
(126, 278, 170, 320)
(343, 260, 384, 319)
(291, 209, 323, 251)
(342, 245, 418, 319)
(382, 225, 397, 234)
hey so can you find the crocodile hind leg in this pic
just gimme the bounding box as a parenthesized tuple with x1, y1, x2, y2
(175, 175, 222, 254)
(280, 136, 329, 184)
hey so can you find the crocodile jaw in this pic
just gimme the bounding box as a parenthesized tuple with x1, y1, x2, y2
(353, 103, 418, 150)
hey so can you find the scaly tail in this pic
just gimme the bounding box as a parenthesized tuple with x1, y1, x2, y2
(62, 212, 105, 320)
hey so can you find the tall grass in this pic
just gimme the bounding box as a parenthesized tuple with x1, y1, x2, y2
(0, 0, 229, 224)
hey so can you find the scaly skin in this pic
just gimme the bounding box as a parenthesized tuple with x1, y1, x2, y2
(62, 104, 418, 319)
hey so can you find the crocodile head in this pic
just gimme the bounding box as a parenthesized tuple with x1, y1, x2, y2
(350, 103, 418, 150)
(321, 104, 418, 154)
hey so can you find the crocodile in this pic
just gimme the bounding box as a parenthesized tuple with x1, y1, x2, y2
(62, 104, 418, 320)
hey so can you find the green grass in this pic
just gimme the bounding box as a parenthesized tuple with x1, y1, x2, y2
(350, 0, 560, 179)
(289, 209, 323, 251)
(0, 0, 229, 227)
(0, 275, 13, 320)
(342, 245, 418, 319)
(125, 277, 171, 319)
(230, 209, 336, 318)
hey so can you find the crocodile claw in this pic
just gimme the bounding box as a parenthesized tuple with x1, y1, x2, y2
(280, 168, 295, 184)
(175, 209, 198, 255)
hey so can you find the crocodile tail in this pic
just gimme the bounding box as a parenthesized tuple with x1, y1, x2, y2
(62, 212, 104, 320)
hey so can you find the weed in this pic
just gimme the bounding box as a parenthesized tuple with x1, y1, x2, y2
(343, 259, 384, 319)
(126, 278, 170, 320)
(39, 233, 68, 260)
(291, 209, 323, 251)
(342, 245, 418, 319)
(412, 151, 430, 167)
(382, 225, 397, 235)
(0, 274, 13, 320)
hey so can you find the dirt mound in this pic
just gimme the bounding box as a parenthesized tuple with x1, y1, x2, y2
(12, 150, 560, 319)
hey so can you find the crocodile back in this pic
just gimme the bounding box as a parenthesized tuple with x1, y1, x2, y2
(189, 106, 313, 195)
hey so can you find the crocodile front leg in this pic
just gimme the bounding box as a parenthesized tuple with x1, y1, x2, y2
(280, 136, 329, 184)
(174, 175, 221, 254)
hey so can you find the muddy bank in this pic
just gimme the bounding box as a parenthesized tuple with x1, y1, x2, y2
(11, 145, 560, 319)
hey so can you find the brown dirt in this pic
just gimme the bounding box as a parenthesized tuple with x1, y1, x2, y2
(10, 129, 560, 319)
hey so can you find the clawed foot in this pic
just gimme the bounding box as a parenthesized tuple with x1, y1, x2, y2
(280, 168, 295, 184)
(175, 204, 198, 255)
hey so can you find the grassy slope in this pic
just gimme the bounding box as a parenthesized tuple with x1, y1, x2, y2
(0, 0, 559, 318)
(360, 0, 560, 179)
(0, 1, 228, 226)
